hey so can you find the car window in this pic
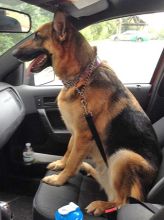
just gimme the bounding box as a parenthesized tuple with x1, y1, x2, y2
(81, 12, 164, 84)
(0, 4, 163, 86)
(28, 12, 164, 86)
(0, 0, 53, 56)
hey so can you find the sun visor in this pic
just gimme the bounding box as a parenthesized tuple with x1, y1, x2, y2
(68, 0, 109, 17)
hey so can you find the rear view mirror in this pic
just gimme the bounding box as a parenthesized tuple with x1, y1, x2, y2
(0, 7, 31, 33)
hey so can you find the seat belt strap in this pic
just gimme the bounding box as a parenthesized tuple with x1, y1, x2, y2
(85, 113, 108, 167)
(129, 197, 160, 214)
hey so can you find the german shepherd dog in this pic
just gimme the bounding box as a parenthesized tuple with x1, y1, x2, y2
(13, 10, 161, 215)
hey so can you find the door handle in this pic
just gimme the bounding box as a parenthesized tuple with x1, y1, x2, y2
(43, 102, 56, 107)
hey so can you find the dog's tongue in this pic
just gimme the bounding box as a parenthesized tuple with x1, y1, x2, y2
(26, 54, 47, 74)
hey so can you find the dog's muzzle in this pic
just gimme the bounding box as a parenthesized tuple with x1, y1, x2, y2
(12, 48, 52, 73)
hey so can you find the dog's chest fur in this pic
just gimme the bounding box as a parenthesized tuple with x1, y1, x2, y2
(57, 88, 84, 133)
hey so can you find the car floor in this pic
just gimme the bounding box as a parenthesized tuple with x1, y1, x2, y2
(0, 191, 33, 220)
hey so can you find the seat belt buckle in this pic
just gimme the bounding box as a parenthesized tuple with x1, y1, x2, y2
(104, 207, 117, 219)
(105, 207, 117, 214)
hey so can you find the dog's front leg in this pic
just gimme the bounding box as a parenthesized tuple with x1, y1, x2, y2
(42, 134, 92, 186)
(81, 162, 98, 180)
(47, 135, 74, 171)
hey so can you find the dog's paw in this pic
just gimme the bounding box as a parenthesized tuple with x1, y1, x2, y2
(42, 174, 65, 186)
(86, 201, 113, 216)
(47, 160, 65, 171)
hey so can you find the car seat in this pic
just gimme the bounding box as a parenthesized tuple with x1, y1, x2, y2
(33, 117, 164, 220)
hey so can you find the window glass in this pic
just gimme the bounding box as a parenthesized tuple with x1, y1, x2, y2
(81, 12, 164, 83)
(0, 4, 163, 86)
(31, 12, 164, 86)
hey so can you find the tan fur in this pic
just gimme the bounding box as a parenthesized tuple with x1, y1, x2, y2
(131, 180, 143, 200)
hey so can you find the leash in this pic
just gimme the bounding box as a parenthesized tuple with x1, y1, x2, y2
(84, 113, 108, 167)
(62, 58, 108, 167)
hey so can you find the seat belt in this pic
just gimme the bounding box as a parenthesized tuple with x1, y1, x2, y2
(85, 113, 108, 167)
(151, 207, 164, 220)
(129, 197, 160, 214)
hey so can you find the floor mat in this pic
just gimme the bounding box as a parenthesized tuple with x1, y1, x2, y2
(0, 192, 33, 220)
(10, 196, 33, 220)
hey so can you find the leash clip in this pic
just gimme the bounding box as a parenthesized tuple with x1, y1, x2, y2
(80, 98, 93, 116)
(80, 98, 88, 115)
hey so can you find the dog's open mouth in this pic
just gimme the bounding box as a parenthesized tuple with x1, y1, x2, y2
(29, 53, 52, 73)
(12, 48, 52, 73)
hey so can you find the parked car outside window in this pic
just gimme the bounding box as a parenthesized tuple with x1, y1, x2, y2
(111, 30, 151, 42)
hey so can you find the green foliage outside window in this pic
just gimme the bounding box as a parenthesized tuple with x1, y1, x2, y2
(0, 1, 53, 56)
(81, 20, 117, 41)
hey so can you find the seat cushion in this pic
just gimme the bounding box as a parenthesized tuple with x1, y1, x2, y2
(33, 170, 111, 220)
(153, 117, 164, 148)
(147, 148, 164, 203)
(117, 203, 163, 220)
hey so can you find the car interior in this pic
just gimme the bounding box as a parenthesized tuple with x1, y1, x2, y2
(0, 0, 164, 220)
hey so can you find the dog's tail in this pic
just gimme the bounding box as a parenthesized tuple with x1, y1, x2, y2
(109, 149, 156, 204)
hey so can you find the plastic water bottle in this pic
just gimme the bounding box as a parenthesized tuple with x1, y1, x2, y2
(23, 143, 34, 165)
(55, 202, 83, 220)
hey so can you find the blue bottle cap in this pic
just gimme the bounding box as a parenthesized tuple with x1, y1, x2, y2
(55, 202, 83, 220)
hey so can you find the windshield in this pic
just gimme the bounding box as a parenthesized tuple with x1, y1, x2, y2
(0, 0, 53, 56)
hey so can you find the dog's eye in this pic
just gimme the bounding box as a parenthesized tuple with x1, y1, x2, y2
(34, 32, 42, 41)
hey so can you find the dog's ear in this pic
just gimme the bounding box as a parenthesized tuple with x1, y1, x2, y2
(92, 46, 97, 55)
(53, 10, 67, 42)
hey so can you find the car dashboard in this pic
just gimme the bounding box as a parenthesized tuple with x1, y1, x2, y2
(0, 83, 25, 149)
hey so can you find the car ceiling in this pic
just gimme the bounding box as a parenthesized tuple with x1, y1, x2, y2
(20, 0, 164, 29)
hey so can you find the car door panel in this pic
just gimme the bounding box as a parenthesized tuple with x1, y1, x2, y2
(16, 84, 151, 113)
(15, 85, 70, 156)
(16, 85, 70, 143)
(146, 50, 164, 123)
(127, 84, 151, 109)
(14, 83, 151, 156)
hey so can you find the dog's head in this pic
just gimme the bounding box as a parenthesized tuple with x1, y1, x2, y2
(13, 10, 96, 79)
